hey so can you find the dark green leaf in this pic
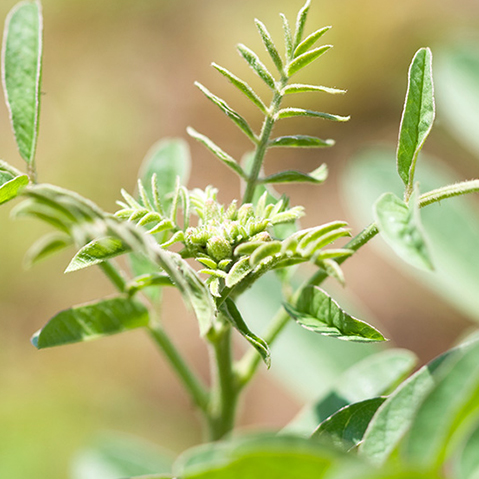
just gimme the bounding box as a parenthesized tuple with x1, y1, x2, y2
(0, 173, 29, 205)
(195, 82, 257, 142)
(277, 108, 349, 122)
(212, 63, 267, 113)
(397, 48, 435, 188)
(66, 237, 129, 273)
(288, 45, 332, 77)
(260, 165, 328, 185)
(402, 339, 479, 468)
(24, 232, 72, 267)
(254, 19, 283, 74)
(2, 0, 43, 164)
(312, 397, 386, 450)
(283, 83, 346, 95)
(285, 286, 386, 343)
(269, 135, 334, 148)
(237, 44, 276, 90)
(222, 299, 270, 368)
(374, 190, 433, 271)
(31, 296, 149, 349)
(186, 127, 246, 178)
(294, 26, 331, 57)
(359, 339, 476, 466)
(293, 0, 311, 50)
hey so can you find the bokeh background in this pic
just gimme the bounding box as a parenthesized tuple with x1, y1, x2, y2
(1, 0, 479, 477)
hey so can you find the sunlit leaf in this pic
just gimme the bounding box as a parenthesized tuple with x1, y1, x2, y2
(285, 286, 386, 342)
(2, 0, 43, 165)
(294, 26, 331, 57)
(283, 84, 346, 95)
(237, 44, 276, 90)
(0, 173, 29, 205)
(288, 45, 332, 77)
(31, 296, 149, 349)
(293, 0, 311, 50)
(254, 19, 283, 74)
(260, 165, 328, 184)
(280, 13, 293, 61)
(277, 108, 349, 122)
(397, 48, 435, 188)
(269, 135, 334, 148)
(225, 256, 252, 288)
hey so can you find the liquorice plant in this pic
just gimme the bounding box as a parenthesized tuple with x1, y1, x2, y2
(2, 1, 479, 478)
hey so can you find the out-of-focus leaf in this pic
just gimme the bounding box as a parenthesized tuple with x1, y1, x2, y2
(24, 231, 72, 267)
(66, 237, 128, 272)
(402, 339, 479, 469)
(237, 44, 276, 90)
(374, 190, 433, 271)
(269, 135, 334, 148)
(31, 296, 149, 349)
(2, 1, 43, 164)
(261, 165, 328, 185)
(221, 299, 270, 368)
(435, 43, 479, 160)
(359, 339, 477, 465)
(342, 147, 479, 322)
(397, 48, 435, 188)
(283, 84, 346, 95)
(71, 433, 173, 479)
(288, 45, 332, 77)
(312, 397, 386, 450)
(285, 286, 386, 343)
(0, 173, 28, 205)
(126, 273, 173, 295)
(286, 349, 417, 435)
(278, 108, 349, 122)
(454, 422, 479, 479)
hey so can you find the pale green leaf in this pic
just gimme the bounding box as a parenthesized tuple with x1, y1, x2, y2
(0, 173, 28, 205)
(186, 127, 246, 178)
(280, 13, 293, 61)
(260, 165, 328, 184)
(221, 298, 270, 368)
(312, 397, 386, 450)
(288, 45, 332, 77)
(374, 190, 433, 271)
(277, 108, 349, 122)
(283, 83, 346, 95)
(225, 256, 252, 288)
(212, 63, 267, 113)
(254, 19, 283, 74)
(454, 422, 479, 479)
(397, 47, 435, 188)
(269, 135, 334, 148)
(250, 241, 282, 267)
(24, 231, 72, 267)
(66, 237, 129, 273)
(294, 26, 331, 57)
(195, 82, 257, 142)
(31, 296, 149, 349)
(285, 286, 386, 342)
(2, 0, 43, 165)
(237, 44, 276, 90)
(293, 0, 311, 50)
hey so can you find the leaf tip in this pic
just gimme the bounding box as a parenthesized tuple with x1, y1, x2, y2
(31, 329, 41, 349)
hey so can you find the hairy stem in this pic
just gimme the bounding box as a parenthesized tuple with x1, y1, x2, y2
(149, 323, 210, 413)
(242, 78, 288, 204)
(419, 179, 479, 207)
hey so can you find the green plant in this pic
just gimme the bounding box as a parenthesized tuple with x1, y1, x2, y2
(2, 0, 479, 478)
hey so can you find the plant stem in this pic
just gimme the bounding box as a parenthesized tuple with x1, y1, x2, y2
(99, 261, 128, 292)
(419, 179, 479, 207)
(149, 323, 210, 413)
(242, 78, 288, 205)
(207, 323, 239, 440)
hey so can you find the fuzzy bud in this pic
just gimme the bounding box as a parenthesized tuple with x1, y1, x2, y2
(206, 235, 232, 262)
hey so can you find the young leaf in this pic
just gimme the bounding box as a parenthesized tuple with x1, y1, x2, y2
(126, 273, 174, 296)
(186, 127, 246, 178)
(283, 84, 346, 95)
(293, 0, 311, 50)
(212, 63, 267, 114)
(0, 173, 29, 205)
(237, 44, 276, 90)
(280, 13, 293, 61)
(359, 339, 476, 466)
(24, 231, 72, 267)
(277, 108, 349, 122)
(221, 298, 270, 368)
(254, 19, 284, 74)
(397, 48, 435, 189)
(288, 45, 332, 77)
(250, 241, 282, 267)
(311, 397, 387, 450)
(260, 165, 328, 185)
(294, 26, 331, 57)
(402, 339, 479, 469)
(374, 190, 433, 271)
(285, 286, 386, 343)
(2, 0, 43, 166)
(269, 135, 335, 148)
(454, 423, 479, 479)
(195, 82, 257, 142)
(31, 296, 149, 349)
(66, 237, 129, 273)
(225, 255, 252, 288)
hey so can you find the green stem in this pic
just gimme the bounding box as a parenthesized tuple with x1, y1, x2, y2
(242, 78, 288, 204)
(149, 324, 209, 413)
(419, 179, 479, 207)
(99, 261, 128, 293)
(207, 323, 239, 440)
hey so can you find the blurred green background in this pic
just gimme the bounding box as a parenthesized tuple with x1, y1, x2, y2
(1, 0, 479, 477)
